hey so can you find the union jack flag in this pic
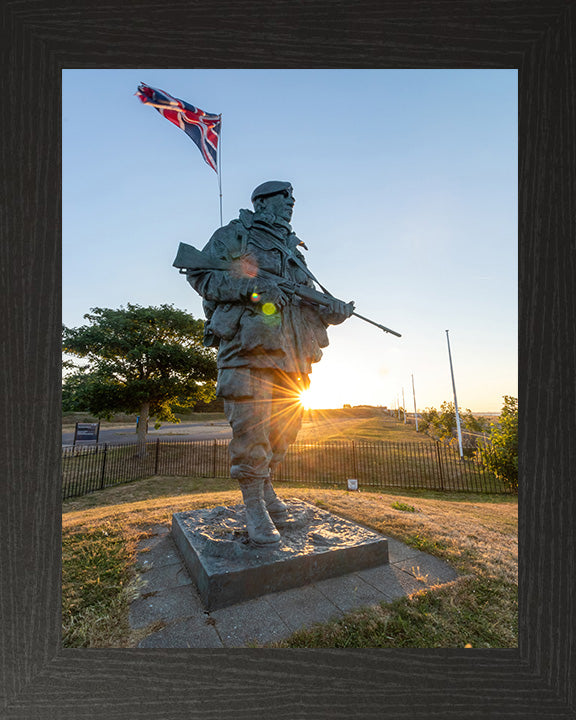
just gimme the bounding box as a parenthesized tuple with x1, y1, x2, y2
(136, 83, 221, 173)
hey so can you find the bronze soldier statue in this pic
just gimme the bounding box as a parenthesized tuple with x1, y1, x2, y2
(182, 181, 355, 546)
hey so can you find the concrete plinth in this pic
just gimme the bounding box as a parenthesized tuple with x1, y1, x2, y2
(171, 499, 389, 610)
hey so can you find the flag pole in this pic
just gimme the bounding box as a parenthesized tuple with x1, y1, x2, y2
(217, 115, 223, 227)
(445, 329, 464, 459)
(411, 373, 419, 431)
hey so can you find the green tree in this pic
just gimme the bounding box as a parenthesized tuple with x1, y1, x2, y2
(62, 304, 218, 453)
(419, 402, 456, 440)
(419, 402, 489, 443)
(418, 406, 440, 434)
(62, 370, 89, 413)
(477, 396, 518, 490)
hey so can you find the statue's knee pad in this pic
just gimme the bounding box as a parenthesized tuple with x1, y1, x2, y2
(230, 464, 251, 480)
(231, 463, 268, 481)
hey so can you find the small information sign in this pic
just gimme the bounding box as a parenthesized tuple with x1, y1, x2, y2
(73, 422, 100, 445)
(347, 478, 359, 491)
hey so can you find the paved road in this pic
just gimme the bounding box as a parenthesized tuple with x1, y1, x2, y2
(62, 421, 232, 447)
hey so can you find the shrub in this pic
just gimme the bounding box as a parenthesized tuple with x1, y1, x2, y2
(477, 396, 518, 490)
(420, 402, 489, 445)
(391, 501, 416, 512)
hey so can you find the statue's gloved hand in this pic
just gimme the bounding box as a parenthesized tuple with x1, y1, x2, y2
(321, 299, 355, 325)
(250, 279, 291, 309)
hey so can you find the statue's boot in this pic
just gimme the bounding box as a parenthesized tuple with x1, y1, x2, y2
(239, 478, 281, 547)
(263, 476, 289, 522)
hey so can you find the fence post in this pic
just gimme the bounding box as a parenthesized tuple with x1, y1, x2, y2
(100, 443, 108, 490)
(154, 438, 160, 475)
(212, 440, 218, 478)
(435, 441, 445, 491)
(351, 441, 358, 480)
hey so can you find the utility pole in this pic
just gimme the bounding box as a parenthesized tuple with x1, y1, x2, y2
(402, 387, 406, 423)
(445, 330, 463, 459)
(411, 374, 419, 431)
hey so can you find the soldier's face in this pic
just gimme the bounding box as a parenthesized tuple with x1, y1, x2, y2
(264, 190, 295, 222)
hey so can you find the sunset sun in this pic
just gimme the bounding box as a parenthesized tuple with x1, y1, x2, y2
(298, 387, 339, 410)
(298, 389, 313, 410)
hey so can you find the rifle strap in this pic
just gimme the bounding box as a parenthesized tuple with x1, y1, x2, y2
(286, 247, 334, 297)
(258, 225, 335, 297)
(237, 212, 335, 299)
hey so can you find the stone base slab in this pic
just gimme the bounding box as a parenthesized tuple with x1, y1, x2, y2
(171, 499, 389, 610)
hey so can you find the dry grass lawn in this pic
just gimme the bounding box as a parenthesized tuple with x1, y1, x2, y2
(62, 475, 517, 648)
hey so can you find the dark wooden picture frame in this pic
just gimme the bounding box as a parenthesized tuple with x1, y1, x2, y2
(1, 1, 574, 717)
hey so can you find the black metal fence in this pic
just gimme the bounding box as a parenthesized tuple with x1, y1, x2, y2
(62, 438, 512, 501)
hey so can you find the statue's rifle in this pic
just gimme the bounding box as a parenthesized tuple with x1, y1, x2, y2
(173, 242, 402, 338)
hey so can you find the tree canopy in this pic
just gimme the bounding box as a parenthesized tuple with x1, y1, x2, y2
(62, 304, 218, 435)
(418, 401, 489, 441)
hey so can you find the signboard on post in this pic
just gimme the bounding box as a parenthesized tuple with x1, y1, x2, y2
(73, 422, 100, 445)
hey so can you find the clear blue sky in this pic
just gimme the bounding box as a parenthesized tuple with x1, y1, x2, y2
(63, 69, 517, 413)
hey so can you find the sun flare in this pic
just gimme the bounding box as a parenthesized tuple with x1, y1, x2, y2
(299, 389, 313, 410)
(298, 387, 338, 410)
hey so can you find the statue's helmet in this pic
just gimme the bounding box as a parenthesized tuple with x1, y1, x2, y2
(251, 181, 293, 203)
